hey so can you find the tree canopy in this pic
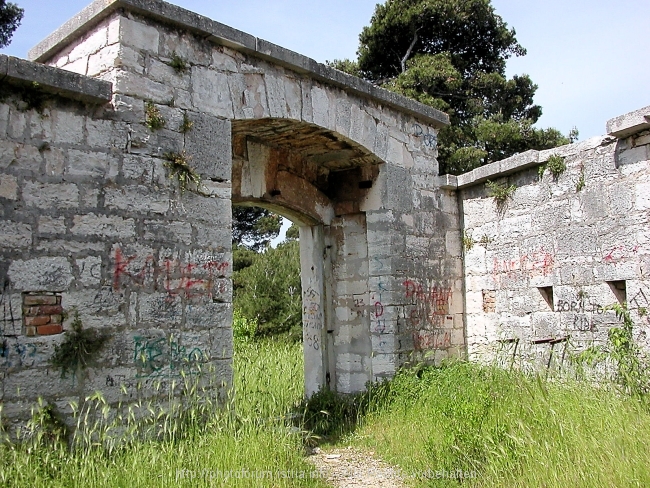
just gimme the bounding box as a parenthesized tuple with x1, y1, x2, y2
(331, 0, 576, 175)
(232, 206, 282, 252)
(0, 1, 23, 49)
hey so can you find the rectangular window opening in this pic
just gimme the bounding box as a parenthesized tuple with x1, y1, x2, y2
(538, 286, 554, 310)
(607, 280, 627, 304)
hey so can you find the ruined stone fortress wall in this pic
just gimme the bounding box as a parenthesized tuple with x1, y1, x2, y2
(452, 107, 650, 369)
(0, 0, 647, 425)
(0, 0, 465, 423)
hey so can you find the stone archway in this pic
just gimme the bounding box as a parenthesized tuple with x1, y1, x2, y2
(231, 119, 384, 395)
(0, 0, 464, 421)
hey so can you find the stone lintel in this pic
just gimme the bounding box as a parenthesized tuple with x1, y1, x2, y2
(606, 105, 650, 138)
(28, 0, 449, 129)
(0, 54, 112, 104)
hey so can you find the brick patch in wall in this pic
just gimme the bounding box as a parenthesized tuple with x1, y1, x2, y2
(22, 292, 64, 336)
(482, 290, 496, 313)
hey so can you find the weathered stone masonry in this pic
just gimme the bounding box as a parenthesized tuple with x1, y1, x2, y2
(449, 107, 650, 370)
(1, 0, 648, 425)
(0, 0, 465, 424)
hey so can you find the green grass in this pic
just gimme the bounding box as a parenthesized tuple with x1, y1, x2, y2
(0, 337, 327, 488)
(4, 334, 650, 487)
(340, 362, 650, 487)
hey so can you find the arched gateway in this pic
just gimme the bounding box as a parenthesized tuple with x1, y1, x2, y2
(0, 0, 466, 420)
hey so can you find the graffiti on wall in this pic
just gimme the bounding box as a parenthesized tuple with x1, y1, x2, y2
(133, 334, 207, 378)
(302, 283, 322, 350)
(403, 278, 453, 351)
(112, 247, 229, 300)
(492, 248, 554, 282)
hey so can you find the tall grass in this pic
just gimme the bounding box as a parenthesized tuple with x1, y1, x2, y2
(0, 337, 327, 488)
(343, 362, 650, 487)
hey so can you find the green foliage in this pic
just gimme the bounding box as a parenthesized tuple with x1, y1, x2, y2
(462, 231, 474, 251)
(327, 58, 362, 77)
(232, 206, 282, 251)
(232, 308, 258, 342)
(574, 303, 649, 397)
(339, 0, 574, 175)
(285, 222, 300, 240)
(0, 0, 23, 48)
(163, 151, 202, 194)
(346, 361, 650, 486)
(576, 165, 586, 191)
(233, 240, 302, 339)
(1, 340, 323, 488)
(486, 179, 516, 207)
(144, 101, 166, 131)
(179, 112, 193, 133)
(49, 311, 109, 378)
(546, 154, 566, 180)
(167, 51, 188, 74)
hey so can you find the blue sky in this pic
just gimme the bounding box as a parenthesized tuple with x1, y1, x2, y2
(2, 0, 648, 141)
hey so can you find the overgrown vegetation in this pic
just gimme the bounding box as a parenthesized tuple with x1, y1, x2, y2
(576, 164, 586, 191)
(167, 51, 188, 74)
(328, 0, 578, 174)
(179, 112, 193, 133)
(462, 231, 474, 251)
(343, 361, 650, 487)
(574, 303, 649, 397)
(234, 240, 302, 340)
(486, 179, 516, 210)
(49, 310, 109, 378)
(163, 151, 202, 194)
(546, 154, 567, 180)
(144, 101, 166, 131)
(1, 337, 324, 487)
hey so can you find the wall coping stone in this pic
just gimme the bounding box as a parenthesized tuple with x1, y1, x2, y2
(453, 135, 615, 189)
(28, 0, 449, 129)
(606, 105, 650, 138)
(0, 54, 112, 104)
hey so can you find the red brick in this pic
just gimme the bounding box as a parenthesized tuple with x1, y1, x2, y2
(28, 305, 63, 316)
(25, 326, 36, 337)
(37, 324, 63, 335)
(25, 315, 51, 326)
(23, 295, 58, 306)
(49, 314, 62, 325)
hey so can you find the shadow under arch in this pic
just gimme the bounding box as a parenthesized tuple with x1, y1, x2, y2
(231, 118, 386, 396)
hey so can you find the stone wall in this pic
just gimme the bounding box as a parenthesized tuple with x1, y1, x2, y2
(456, 107, 650, 369)
(0, 0, 464, 422)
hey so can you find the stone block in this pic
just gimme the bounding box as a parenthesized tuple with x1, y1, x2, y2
(143, 220, 192, 245)
(8, 256, 72, 291)
(0, 174, 18, 200)
(71, 213, 135, 239)
(184, 113, 231, 180)
(104, 185, 170, 215)
(76, 256, 102, 287)
(191, 67, 233, 119)
(66, 149, 118, 179)
(23, 181, 79, 209)
(0, 220, 31, 248)
(38, 216, 66, 235)
(119, 17, 160, 53)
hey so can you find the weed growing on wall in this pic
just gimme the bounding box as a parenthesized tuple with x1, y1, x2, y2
(573, 303, 649, 397)
(49, 310, 109, 378)
(167, 51, 188, 74)
(546, 154, 566, 180)
(486, 180, 516, 213)
(576, 165, 586, 191)
(462, 231, 474, 251)
(163, 151, 203, 194)
(144, 101, 166, 131)
(179, 112, 193, 133)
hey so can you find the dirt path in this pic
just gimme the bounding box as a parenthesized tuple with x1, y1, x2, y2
(307, 447, 406, 488)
